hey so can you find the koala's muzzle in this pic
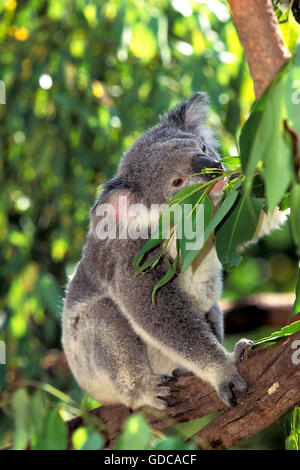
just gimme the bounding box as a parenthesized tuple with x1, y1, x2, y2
(191, 155, 223, 180)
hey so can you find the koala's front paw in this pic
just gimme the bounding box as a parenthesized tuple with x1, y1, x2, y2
(136, 374, 176, 410)
(234, 338, 254, 364)
(217, 369, 248, 408)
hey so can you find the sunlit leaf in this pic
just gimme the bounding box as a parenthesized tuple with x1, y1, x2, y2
(130, 24, 157, 62)
(285, 41, 300, 138)
(215, 195, 264, 272)
(261, 78, 293, 212)
(179, 191, 213, 273)
(152, 251, 179, 304)
(12, 388, 30, 450)
(290, 264, 300, 319)
(34, 409, 67, 450)
(115, 414, 151, 450)
(253, 320, 300, 347)
(290, 183, 300, 257)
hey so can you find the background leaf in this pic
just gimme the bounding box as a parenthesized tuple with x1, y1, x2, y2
(115, 414, 151, 450)
(215, 195, 264, 271)
(261, 78, 293, 213)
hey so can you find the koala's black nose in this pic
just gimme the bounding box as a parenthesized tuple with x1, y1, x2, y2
(191, 155, 223, 178)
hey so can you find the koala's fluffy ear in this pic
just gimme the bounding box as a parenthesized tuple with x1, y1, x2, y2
(161, 92, 209, 136)
(89, 177, 135, 231)
(93, 177, 132, 207)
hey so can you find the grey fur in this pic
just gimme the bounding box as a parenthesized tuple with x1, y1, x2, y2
(62, 93, 283, 409)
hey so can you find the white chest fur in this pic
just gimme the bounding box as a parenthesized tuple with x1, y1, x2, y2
(167, 235, 223, 314)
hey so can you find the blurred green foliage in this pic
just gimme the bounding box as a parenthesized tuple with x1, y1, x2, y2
(0, 0, 298, 450)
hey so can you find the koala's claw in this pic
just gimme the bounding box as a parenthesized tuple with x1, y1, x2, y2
(151, 397, 168, 410)
(234, 338, 254, 364)
(218, 371, 248, 407)
(172, 368, 188, 378)
(218, 382, 237, 407)
(161, 375, 177, 383)
(136, 374, 174, 410)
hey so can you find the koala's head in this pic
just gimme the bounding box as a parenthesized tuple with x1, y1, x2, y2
(91, 93, 224, 230)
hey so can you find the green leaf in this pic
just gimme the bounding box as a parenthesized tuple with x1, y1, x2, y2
(30, 390, 47, 438)
(279, 192, 290, 211)
(290, 264, 300, 319)
(34, 409, 68, 450)
(133, 204, 180, 269)
(285, 433, 299, 450)
(285, 41, 300, 137)
(152, 251, 179, 304)
(215, 195, 264, 272)
(133, 237, 162, 269)
(12, 388, 30, 450)
(262, 78, 293, 212)
(253, 320, 300, 347)
(167, 413, 218, 441)
(136, 253, 163, 273)
(239, 103, 270, 193)
(168, 184, 205, 205)
(290, 184, 300, 256)
(115, 414, 151, 450)
(81, 432, 104, 450)
(202, 179, 242, 246)
(72, 427, 88, 450)
(179, 191, 213, 273)
(154, 437, 186, 450)
(220, 156, 241, 169)
(296, 407, 300, 434)
(130, 23, 157, 63)
(38, 274, 62, 318)
(280, 14, 300, 52)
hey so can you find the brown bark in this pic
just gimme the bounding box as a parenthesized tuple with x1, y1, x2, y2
(227, 0, 291, 99)
(67, 329, 300, 449)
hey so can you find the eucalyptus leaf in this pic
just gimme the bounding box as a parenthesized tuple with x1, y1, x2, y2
(285, 434, 298, 450)
(179, 191, 213, 273)
(253, 320, 300, 347)
(290, 265, 300, 319)
(202, 178, 242, 245)
(34, 409, 67, 450)
(290, 183, 300, 256)
(152, 251, 179, 304)
(133, 204, 180, 269)
(12, 388, 30, 450)
(115, 414, 151, 450)
(261, 78, 293, 212)
(285, 40, 300, 137)
(30, 390, 47, 439)
(239, 97, 269, 193)
(81, 432, 104, 450)
(154, 437, 186, 450)
(220, 156, 241, 169)
(215, 195, 264, 272)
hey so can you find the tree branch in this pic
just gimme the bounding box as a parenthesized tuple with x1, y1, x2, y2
(227, 0, 291, 99)
(67, 329, 300, 449)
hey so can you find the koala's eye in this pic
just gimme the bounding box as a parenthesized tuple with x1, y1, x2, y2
(172, 177, 185, 188)
(202, 144, 207, 154)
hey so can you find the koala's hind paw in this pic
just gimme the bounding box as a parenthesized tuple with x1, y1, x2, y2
(234, 338, 254, 364)
(136, 374, 174, 410)
(217, 371, 248, 408)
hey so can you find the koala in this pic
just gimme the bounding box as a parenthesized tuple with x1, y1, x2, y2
(62, 93, 286, 409)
